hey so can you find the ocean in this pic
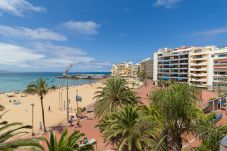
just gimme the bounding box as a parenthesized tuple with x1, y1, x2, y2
(0, 72, 110, 93)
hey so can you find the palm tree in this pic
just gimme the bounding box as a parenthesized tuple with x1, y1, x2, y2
(0, 108, 43, 150)
(97, 105, 160, 151)
(193, 113, 227, 151)
(25, 78, 49, 132)
(94, 77, 139, 118)
(140, 70, 147, 82)
(43, 128, 93, 151)
(151, 83, 202, 151)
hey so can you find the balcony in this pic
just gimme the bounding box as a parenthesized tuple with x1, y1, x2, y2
(190, 73, 207, 77)
(159, 53, 189, 57)
(190, 68, 207, 71)
(190, 78, 207, 82)
(190, 52, 209, 56)
(190, 62, 207, 66)
(158, 58, 188, 62)
(190, 56, 208, 61)
(214, 62, 227, 66)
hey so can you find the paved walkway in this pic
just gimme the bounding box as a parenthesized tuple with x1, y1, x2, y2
(39, 80, 222, 150)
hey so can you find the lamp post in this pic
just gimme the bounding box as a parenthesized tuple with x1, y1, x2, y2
(66, 76, 69, 122)
(30, 103, 35, 136)
(63, 64, 73, 123)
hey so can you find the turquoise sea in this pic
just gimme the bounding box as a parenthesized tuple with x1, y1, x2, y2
(0, 72, 110, 93)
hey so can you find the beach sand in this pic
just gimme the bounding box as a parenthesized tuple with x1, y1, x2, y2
(0, 81, 103, 132)
(0, 78, 143, 135)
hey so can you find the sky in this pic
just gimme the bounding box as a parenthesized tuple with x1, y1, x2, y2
(0, 0, 227, 72)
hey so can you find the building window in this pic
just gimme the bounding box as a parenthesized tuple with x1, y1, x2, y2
(194, 49, 202, 53)
(219, 54, 227, 57)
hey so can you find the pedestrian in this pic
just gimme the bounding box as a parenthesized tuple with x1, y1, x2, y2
(48, 106, 51, 112)
(69, 116, 73, 127)
(76, 120, 81, 128)
(39, 122, 42, 131)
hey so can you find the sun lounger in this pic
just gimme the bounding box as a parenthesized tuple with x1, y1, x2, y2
(86, 138, 96, 145)
(79, 138, 96, 147)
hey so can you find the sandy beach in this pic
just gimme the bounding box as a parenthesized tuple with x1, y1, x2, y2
(0, 78, 143, 135)
(0, 81, 104, 132)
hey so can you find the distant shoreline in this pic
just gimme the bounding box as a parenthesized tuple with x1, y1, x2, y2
(57, 74, 110, 80)
(0, 72, 110, 93)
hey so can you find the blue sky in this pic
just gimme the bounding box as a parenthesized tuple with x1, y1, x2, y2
(0, 0, 227, 72)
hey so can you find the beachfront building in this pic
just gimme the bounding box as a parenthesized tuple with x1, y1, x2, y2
(153, 45, 227, 91)
(132, 63, 141, 78)
(140, 58, 153, 79)
(153, 46, 191, 85)
(111, 62, 134, 77)
(188, 46, 215, 89)
(212, 47, 227, 91)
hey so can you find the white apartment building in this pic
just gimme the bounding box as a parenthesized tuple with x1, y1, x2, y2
(212, 47, 227, 91)
(188, 46, 215, 89)
(153, 46, 227, 90)
(153, 46, 191, 85)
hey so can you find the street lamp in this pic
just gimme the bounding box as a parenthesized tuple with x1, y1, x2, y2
(30, 103, 35, 136)
(63, 64, 73, 123)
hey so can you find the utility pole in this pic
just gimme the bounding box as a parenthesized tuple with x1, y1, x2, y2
(30, 103, 35, 136)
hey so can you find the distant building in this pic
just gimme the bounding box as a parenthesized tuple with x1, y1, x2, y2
(140, 58, 153, 79)
(132, 63, 141, 78)
(111, 62, 134, 77)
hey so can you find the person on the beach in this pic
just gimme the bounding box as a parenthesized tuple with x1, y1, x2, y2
(48, 106, 51, 112)
(39, 122, 42, 131)
(76, 120, 81, 128)
(69, 116, 73, 127)
(84, 137, 88, 144)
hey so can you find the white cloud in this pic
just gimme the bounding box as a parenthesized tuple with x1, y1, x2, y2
(32, 42, 95, 68)
(0, 43, 44, 67)
(63, 20, 101, 35)
(0, 0, 46, 16)
(153, 0, 181, 8)
(193, 27, 227, 36)
(0, 42, 111, 70)
(0, 25, 67, 41)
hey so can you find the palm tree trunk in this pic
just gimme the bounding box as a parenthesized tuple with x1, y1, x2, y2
(172, 135, 182, 151)
(40, 96, 47, 132)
